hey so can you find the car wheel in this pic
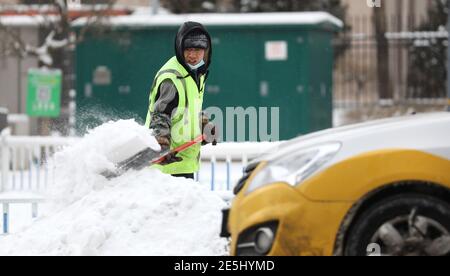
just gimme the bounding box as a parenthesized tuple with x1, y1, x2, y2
(344, 194, 450, 256)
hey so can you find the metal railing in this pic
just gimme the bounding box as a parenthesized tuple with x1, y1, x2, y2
(0, 131, 275, 193)
(333, 26, 448, 109)
(0, 130, 277, 233)
(1, 195, 45, 234)
(0, 129, 78, 193)
(199, 142, 277, 191)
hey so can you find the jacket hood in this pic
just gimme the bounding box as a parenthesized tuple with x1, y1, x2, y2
(175, 21, 212, 76)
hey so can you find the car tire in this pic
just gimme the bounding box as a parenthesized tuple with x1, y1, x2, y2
(344, 193, 450, 256)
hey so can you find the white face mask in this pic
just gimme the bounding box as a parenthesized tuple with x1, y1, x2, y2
(188, 59, 205, 70)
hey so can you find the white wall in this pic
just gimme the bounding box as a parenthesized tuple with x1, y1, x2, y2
(0, 26, 39, 135)
(0, 0, 19, 4)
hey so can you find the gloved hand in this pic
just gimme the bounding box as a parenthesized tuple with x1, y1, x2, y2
(156, 136, 183, 165)
(156, 136, 170, 150)
(201, 113, 218, 146)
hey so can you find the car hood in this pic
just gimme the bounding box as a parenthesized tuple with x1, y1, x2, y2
(260, 112, 450, 165)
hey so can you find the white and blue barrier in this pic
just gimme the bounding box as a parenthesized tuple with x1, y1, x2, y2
(0, 130, 278, 233)
(0, 130, 78, 193)
(199, 142, 278, 191)
(1, 196, 45, 234)
(1, 129, 277, 193)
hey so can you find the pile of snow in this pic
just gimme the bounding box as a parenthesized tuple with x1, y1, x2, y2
(0, 120, 229, 256)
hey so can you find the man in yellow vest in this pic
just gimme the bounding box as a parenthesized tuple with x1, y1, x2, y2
(145, 22, 216, 179)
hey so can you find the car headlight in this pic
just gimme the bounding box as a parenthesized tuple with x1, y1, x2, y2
(246, 142, 342, 194)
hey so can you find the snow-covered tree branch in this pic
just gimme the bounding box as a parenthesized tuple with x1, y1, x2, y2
(0, 0, 117, 66)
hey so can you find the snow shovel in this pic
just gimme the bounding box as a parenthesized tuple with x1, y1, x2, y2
(101, 134, 206, 179)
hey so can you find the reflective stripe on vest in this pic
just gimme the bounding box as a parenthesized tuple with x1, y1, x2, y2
(147, 69, 189, 119)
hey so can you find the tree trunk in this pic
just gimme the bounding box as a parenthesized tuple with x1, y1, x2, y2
(373, 4, 392, 100)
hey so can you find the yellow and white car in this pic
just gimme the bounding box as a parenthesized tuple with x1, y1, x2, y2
(223, 112, 450, 256)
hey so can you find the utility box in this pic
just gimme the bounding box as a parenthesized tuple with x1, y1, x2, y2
(75, 12, 342, 141)
(0, 107, 7, 132)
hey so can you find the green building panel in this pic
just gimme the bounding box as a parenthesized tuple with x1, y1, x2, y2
(75, 12, 342, 141)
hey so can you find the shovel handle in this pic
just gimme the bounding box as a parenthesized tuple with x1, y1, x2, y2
(172, 134, 205, 153)
(151, 134, 205, 165)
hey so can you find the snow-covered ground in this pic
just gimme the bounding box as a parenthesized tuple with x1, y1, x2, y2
(0, 120, 230, 256)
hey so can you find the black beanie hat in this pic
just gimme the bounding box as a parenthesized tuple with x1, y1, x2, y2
(184, 30, 208, 49)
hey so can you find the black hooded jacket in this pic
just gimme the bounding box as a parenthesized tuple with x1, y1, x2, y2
(175, 21, 212, 84)
(149, 22, 212, 139)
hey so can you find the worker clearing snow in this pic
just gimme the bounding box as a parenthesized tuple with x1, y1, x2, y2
(145, 21, 217, 180)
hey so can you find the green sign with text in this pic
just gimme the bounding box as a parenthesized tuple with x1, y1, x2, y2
(26, 68, 62, 118)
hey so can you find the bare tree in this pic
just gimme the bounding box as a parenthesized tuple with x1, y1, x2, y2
(1, 0, 117, 65)
(0, 0, 119, 135)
